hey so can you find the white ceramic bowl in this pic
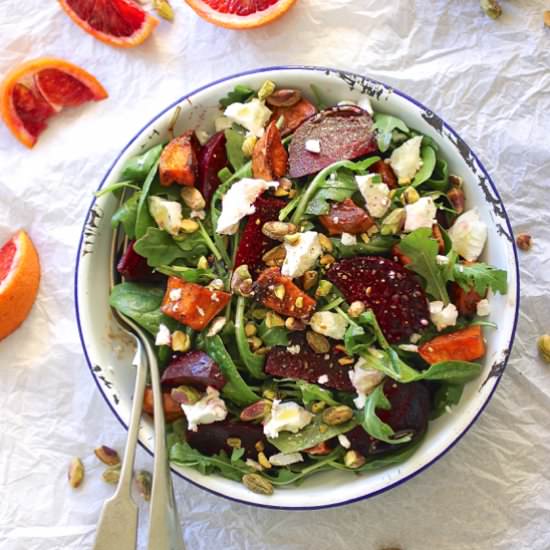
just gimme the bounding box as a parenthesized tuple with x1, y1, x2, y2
(75, 66, 520, 509)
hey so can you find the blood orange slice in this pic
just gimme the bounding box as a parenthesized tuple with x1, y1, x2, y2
(0, 58, 108, 148)
(184, 0, 296, 29)
(58, 0, 159, 47)
(0, 231, 41, 342)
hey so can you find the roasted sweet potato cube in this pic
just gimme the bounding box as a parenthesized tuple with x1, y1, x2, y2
(159, 130, 199, 187)
(252, 267, 316, 320)
(252, 121, 288, 180)
(419, 325, 486, 365)
(370, 160, 398, 189)
(319, 198, 374, 235)
(270, 98, 317, 137)
(161, 277, 230, 331)
(143, 387, 184, 422)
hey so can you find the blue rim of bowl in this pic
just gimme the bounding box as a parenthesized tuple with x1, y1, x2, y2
(74, 65, 521, 511)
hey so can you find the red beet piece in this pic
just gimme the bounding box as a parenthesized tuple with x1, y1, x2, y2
(288, 105, 378, 179)
(117, 241, 164, 283)
(198, 131, 228, 205)
(161, 350, 226, 391)
(326, 256, 429, 344)
(265, 333, 354, 392)
(319, 198, 374, 235)
(346, 380, 430, 456)
(186, 420, 277, 459)
(234, 195, 286, 276)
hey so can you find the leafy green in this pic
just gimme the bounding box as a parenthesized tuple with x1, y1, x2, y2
(412, 146, 436, 186)
(332, 235, 398, 258)
(224, 129, 246, 171)
(135, 158, 161, 239)
(305, 170, 357, 216)
(258, 322, 290, 347)
(340, 308, 390, 356)
(268, 414, 357, 454)
(199, 335, 260, 406)
(451, 262, 508, 296)
(373, 114, 410, 152)
(278, 193, 302, 222)
(111, 192, 140, 239)
(431, 383, 464, 419)
(310, 84, 329, 111)
(219, 84, 255, 108)
(235, 296, 266, 380)
(356, 436, 423, 472)
(426, 158, 449, 191)
(155, 264, 216, 284)
(399, 228, 450, 303)
(109, 282, 176, 336)
(295, 380, 339, 406)
(134, 227, 188, 267)
(120, 144, 163, 181)
(361, 385, 413, 445)
(95, 181, 140, 198)
(173, 229, 211, 265)
(217, 167, 233, 183)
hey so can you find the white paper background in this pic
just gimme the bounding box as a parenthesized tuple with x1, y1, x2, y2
(1, 0, 549, 548)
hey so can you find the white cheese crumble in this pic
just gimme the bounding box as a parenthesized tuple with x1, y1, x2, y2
(288, 345, 301, 355)
(281, 231, 322, 278)
(429, 301, 458, 331)
(337, 434, 351, 449)
(223, 98, 272, 138)
(317, 374, 329, 385)
(436, 254, 450, 265)
(404, 196, 437, 232)
(155, 323, 171, 347)
(310, 311, 349, 340)
(398, 344, 419, 352)
(410, 333, 422, 344)
(269, 452, 304, 467)
(356, 174, 391, 218)
(348, 356, 385, 409)
(169, 288, 182, 301)
(476, 298, 491, 317)
(190, 209, 206, 220)
(389, 135, 423, 184)
(447, 209, 488, 261)
(263, 400, 313, 439)
(195, 130, 210, 145)
(341, 232, 357, 246)
(214, 116, 233, 132)
(216, 178, 278, 235)
(181, 386, 228, 432)
(305, 139, 321, 154)
(148, 196, 183, 236)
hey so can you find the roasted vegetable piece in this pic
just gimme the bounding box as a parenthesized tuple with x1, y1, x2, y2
(161, 350, 226, 391)
(143, 386, 184, 422)
(198, 131, 228, 205)
(161, 277, 230, 331)
(370, 160, 398, 189)
(449, 282, 485, 317)
(288, 105, 378, 179)
(265, 333, 354, 391)
(252, 267, 316, 320)
(186, 420, 277, 459)
(304, 441, 334, 455)
(319, 198, 374, 235)
(252, 121, 288, 180)
(159, 130, 200, 187)
(418, 325, 486, 364)
(234, 196, 286, 276)
(117, 240, 165, 282)
(270, 97, 317, 137)
(391, 243, 412, 267)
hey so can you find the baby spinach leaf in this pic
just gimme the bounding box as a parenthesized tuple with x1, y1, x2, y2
(295, 380, 339, 406)
(173, 229, 211, 265)
(305, 170, 357, 216)
(412, 146, 436, 186)
(219, 84, 255, 108)
(332, 235, 398, 258)
(135, 158, 161, 239)
(134, 227, 189, 267)
(373, 114, 410, 152)
(155, 264, 216, 284)
(111, 192, 141, 239)
(431, 383, 464, 419)
(426, 157, 449, 191)
(121, 144, 163, 181)
(268, 415, 357, 454)
(224, 129, 246, 171)
(356, 436, 423, 472)
(451, 262, 508, 296)
(399, 228, 450, 303)
(258, 324, 290, 347)
(235, 296, 266, 380)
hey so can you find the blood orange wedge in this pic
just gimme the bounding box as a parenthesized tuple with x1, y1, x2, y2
(0, 58, 108, 148)
(184, 0, 296, 29)
(0, 231, 41, 342)
(58, 0, 159, 48)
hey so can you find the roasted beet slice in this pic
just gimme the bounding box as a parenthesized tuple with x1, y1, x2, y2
(117, 241, 164, 283)
(198, 131, 228, 205)
(327, 257, 429, 343)
(234, 196, 286, 276)
(186, 420, 277, 459)
(319, 198, 374, 235)
(161, 350, 226, 391)
(288, 106, 378, 179)
(370, 160, 398, 189)
(265, 333, 354, 392)
(346, 380, 430, 456)
(270, 97, 317, 137)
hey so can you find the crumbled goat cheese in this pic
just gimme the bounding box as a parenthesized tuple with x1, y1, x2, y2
(356, 174, 391, 218)
(429, 301, 458, 331)
(148, 196, 183, 236)
(389, 136, 423, 184)
(404, 196, 437, 232)
(448, 209, 488, 261)
(181, 387, 228, 432)
(310, 311, 349, 340)
(348, 356, 385, 409)
(155, 323, 171, 347)
(224, 98, 272, 138)
(263, 400, 313, 439)
(281, 231, 322, 278)
(476, 298, 491, 317)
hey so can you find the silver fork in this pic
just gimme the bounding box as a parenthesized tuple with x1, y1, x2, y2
(93, 220, 185, 550)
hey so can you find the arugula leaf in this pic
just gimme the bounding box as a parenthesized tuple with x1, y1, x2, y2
(295, 380, 339, 407)
(135, 157, 161, 239)
(155, 264, 216, 284)
(278, 193, 302, 222)
(305, 170, 357, 216)
(332, 235, 398, 258)
(219, 84, 255, 108)
(111, 192, 140, 239)
(258, 323, 290, 347)
(217, 166, 233, 183)
(373, 114, 410, 153)
(120, 144, 164, 181)
(362, 385, 413, 445)
(96, 181, 140, 198)
(412, 146, 436, 186)
(235, 296, 266, 380)
(431, 383, 464, 419)
(268, 414, 357, 454)
(426, 157, 449, 191)
(173, 230, 211, 265)
(399, 228, 450, 303)
(224, 129, 246, 171)
(451, 262, 508, 296)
